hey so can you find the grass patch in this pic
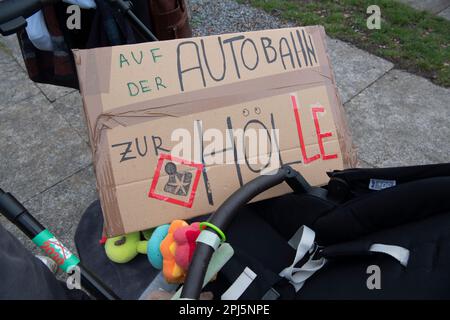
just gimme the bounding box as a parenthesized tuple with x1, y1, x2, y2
(238, 0, 450, 87)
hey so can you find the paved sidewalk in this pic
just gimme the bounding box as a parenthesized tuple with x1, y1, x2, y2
(0, 0, 449, 256)
(397, 0, 450, 19)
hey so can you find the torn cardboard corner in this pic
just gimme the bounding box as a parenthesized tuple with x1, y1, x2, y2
(73, 26, 357, 237)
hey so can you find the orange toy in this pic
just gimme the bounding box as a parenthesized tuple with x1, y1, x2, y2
(159, 219, 188, 283)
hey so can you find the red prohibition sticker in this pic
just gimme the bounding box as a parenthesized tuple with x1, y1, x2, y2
(148, 153, 203, 208)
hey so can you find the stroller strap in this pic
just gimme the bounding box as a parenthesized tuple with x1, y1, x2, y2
(268, 226, 410, 299)
(369, 244, 409, 267)
(279, 226, 326, 293)
(221, 267, 257, 300)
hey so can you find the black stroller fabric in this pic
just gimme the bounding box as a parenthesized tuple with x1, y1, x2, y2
(75, 163, 450, 299)
(76, 201, 161, 299)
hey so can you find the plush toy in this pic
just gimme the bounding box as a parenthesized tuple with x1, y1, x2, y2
(103, 220, 203, 283)
(104, 232, 147, 263)
(173, 222, 201, 271)
(147, 224, 170, 269)
(160, 220, 188, 283)
(104, 228, 155, 263)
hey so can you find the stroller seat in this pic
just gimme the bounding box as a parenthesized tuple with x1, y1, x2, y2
(76, 163, 450, 299)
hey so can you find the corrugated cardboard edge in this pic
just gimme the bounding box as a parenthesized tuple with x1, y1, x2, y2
(73, 49, 125, 236)
(95, 134, 124, 236)
(310, 26, 357, 168)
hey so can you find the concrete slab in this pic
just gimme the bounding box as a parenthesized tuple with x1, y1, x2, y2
(397, 0, 450, 14)
(52, 91, 88, 143)
(37, 83, 77, 103)
(0, 45, 15, 71)
(345, 69, 450, 168)
(0, 34, 25, 69)
(0, 35, 77, 102)
(0, 48, 41, 105)
(438, 6, 450, 19)
(326, 38, 394, 104)
(0, 94, 92, 203)
(0, 166, 97, 255)
(357, 159, 375, 168)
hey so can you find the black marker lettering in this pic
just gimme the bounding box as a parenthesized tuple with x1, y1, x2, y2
(111, 142, 136, 162)
(177, 41, 206, 91)
(195, 120, 214, 206)
(243, 120, 272, 173)
(151, 136, 170, 156)
(240, 38, 259, 71)
(223, 35, 245, 79)
(290, 31, 302, 68)
(135, 136, 148, 157)
(306, 33, 318, 64)
(301, 29, 316, 65)
(279, 37, 295, 70)
(260, 37, 277, 64)
(226, 117, 244, 187)
(270, 113, 284, 166)
(296, 29, 309, 66)
(201, 37, 226, 82)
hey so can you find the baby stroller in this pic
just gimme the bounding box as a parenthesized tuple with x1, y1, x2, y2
(2, 0, 450, 301)
(3, 159, 450, 300)
(73, 162, 450, 300)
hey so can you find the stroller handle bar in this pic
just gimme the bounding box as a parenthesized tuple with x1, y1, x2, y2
(181, 165, 326, 299)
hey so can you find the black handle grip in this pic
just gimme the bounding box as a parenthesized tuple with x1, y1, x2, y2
(0, 0, 43, 25)
(209, 166, 296, 230)
(0, 0, 59, 36)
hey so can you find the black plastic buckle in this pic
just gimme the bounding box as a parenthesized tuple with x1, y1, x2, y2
(0, 16, 27, 36)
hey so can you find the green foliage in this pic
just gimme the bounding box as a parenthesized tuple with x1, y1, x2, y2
(239, 0, 450, 87)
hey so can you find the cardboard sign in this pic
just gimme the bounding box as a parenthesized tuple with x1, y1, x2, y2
(74, 26, 356, 236)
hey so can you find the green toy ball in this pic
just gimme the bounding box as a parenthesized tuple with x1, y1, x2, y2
(105, 232, 146, 263)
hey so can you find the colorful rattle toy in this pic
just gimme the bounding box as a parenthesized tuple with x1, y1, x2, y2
(104, 220, 204, 285)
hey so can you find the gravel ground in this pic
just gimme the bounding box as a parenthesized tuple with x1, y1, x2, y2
(188, 0, 293, 36)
